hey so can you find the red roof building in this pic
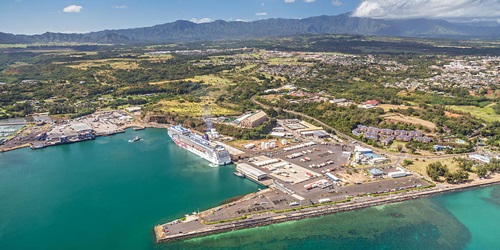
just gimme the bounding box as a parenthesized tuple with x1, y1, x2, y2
(362, 100, 380, 106)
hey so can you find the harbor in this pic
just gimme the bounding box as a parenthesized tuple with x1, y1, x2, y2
(155, 177, 500, 243)
(2, 109, 500, 247)
(0, 111, 143, 152)
(0, 114, 499, 248)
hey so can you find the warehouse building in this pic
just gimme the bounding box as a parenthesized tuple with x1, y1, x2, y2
(236, 163, 268, 182)
(240, 111, 268, 128)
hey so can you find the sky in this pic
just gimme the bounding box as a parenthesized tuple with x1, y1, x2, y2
(0, 0, 499, 35)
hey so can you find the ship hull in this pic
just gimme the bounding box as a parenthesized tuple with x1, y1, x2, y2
(168, 127, 231, 166)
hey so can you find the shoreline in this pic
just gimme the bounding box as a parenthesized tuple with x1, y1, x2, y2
(155, 176, 500, 243)
(0, 113, 171, 153)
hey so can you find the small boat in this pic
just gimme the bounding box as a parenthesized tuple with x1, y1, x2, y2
(234, 172, 245, 178)
(129, 136, 141, 142)
(133, 127, 145, 131)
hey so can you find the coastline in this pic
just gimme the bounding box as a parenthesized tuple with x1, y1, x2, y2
(155, 174, 500, 243)
(0, 111, 170, 153)
(2, 111, 499, 245)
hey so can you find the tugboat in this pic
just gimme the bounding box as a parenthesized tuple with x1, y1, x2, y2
(129, 136, 141, 142)
(233, 171, 245, 178)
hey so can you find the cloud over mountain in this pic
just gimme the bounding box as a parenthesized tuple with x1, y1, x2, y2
(352, 0, 500, 22)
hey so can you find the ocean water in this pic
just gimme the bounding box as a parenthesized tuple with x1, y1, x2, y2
(0, 128, 499, 250)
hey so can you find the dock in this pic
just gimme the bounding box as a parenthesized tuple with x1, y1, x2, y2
(154, 178, 500, 244)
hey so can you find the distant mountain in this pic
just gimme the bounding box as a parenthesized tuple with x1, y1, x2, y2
(1, 13, 499, 44)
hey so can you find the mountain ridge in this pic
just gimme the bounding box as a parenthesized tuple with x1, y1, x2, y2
(1, 13, 499, 44)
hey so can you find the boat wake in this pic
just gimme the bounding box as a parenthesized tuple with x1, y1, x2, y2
(128, 136, 142, 143)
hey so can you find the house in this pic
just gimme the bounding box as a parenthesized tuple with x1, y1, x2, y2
(362, 100, 380, 106)
(416, 136, 432, 143)
(409, 131, 423, 138)
(357, 125, 368, 132)
(367, 127, 380, 133)
(364, 132, 378, 140)
(433, 145, 449, 151)
(396, 135, 412, 142)
(352, 129, 362, 136)
(394, 130, 408, 136)
(381, 136, 395, 145)
(380, 129, 393, 136)
(360, 100, 380, 108)
(329, 98, 347, 104)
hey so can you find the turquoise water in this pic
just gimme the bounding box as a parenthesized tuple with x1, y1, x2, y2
(0, 128, 261, 249)
(1, 128, 499, 249)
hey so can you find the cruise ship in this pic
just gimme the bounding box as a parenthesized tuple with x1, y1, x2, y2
(168, 125, 232, 166)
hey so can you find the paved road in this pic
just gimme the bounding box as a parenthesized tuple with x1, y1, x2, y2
(250, 95, 467, 161)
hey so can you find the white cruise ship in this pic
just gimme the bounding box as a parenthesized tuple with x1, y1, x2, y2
(167, 125, 232, 166)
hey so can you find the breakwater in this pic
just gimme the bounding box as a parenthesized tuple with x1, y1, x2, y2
(156, 179, 500, 243)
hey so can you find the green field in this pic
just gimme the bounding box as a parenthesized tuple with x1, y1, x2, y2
(450, 104, 500, 123)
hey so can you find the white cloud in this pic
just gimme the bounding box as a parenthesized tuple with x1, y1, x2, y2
(112, 5, 127, 9)
(63, 5, 83, 13)
(284, 0, 295, 3)
(255, 12, 268, 16)
(304, 0, 316, 2)
(352, 0, 500, 22)
(331, 0, 342, 6)
(189, 18, 213, 24)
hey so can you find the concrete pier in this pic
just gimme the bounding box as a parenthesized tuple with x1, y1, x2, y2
(155, 179, 500, 244)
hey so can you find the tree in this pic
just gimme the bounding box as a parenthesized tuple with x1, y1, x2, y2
(426, 162, 449, 181)
(486, 158, 500, 172)
(457, 159, 474, 172)
(402, 159, 413, 166)
(476, 166, 488, 178)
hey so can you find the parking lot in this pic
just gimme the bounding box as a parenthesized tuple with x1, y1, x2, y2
(200, 189, 298, 222)
(277, 175, 429, 204)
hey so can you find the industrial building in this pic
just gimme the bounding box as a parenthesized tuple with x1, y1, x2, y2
(325, 172, 340, 182)
(240, 111, 268, 128)
(369, 168, 384, 177)
(469, 154, 491, 164)
(236, 163, 268, 182)
(354, 146, 387, 164)
(388, 171, 407, 178)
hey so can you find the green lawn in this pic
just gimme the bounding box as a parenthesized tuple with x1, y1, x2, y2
(450, 104, 500, 123)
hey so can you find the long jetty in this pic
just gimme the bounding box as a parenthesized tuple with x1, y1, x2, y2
(155, 179, 500, 243)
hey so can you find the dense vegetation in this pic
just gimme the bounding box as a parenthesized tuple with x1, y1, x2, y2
(0, 35, 498, 148)
(426, 161, 469, 184)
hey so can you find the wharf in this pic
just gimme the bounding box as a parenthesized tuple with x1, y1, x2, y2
(155, 178, 500, 244)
